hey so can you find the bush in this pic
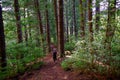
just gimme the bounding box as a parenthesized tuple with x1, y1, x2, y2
(62, 33, 120, 77)
(65, 41, 75, 51)
(61, 58, 89, 71)
(61, 58, 75, 71)
(0, 42, 45, 80)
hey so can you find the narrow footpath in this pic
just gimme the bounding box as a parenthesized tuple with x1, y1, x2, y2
(19, 54, 72, 80)
(18, 54, 95, 80)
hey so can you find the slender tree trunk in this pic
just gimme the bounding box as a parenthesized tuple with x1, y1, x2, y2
(53, 0, 58, 42)
(0, 5, 7, 69)
(65, 0, 69, 42)
(66, 14, 69, 42)
(70, 22, 74, 36)
(105, 0, 116, 73)
(34, 0, 44, 43)
(84, 0, 88, 30)
(35, 25, 40, 46)
(95, 0, 100, 32)
(23, 7, 28, 44)
(73, 0, 77, 38)
(58, 0, 64, 57)
(88, 0, 93, 42)
(14, 0, 23, 43)
(69, 0, 73, 36)
(45, 0, 51, 53)
(105, 0, 116, 55)
(80, 0, 85, 38)
(27, 10, 32, 40)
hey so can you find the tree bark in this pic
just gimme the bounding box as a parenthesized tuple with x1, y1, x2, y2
(65, 0, 69, 42)
(58, 0, 64, 57)
(34, 0, 44, 43)
(80, 0, 85, 38)
(0, 5, 7, 69)
(14, 0, 23, 43)
(45, 0, 51, 53)
(23, 7, 28, 44)
(73, 0, 77, 38)
(27, 10, 32, 40)
(95, 0, 100, 32)
(53, 0, 58, 42)
(105, 0, 116, 54)
(73, 0, 78, 38)
(88, 0, 93, 42)
(84, 0, 88, 29)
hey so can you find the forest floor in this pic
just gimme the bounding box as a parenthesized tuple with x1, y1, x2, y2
(18, 54, 110, 80)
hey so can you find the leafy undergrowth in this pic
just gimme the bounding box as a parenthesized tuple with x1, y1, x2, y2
(18, 54, 103, 80)
(0, 42, 45, 80)
(0, 60, 44, 80)
(61, 38, 120, 80)
(61, 57, 120, 80)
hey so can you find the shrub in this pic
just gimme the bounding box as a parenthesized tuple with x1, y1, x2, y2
(65, 41, 75, 51)
(0, 42, 45, 80)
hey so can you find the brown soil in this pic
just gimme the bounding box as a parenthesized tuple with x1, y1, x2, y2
(18, 54, 116, 80)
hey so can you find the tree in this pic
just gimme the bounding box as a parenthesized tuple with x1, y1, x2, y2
(88, 0, 93, 42)
(53, 0, 58, 41)
(45, 0, 51, 52)
(73, 0, 77, 38)
(80, 0, 85, 38)
(0, 4, 7, 69)
(23, 6, 28, 44)
(105, 0, 116, 54)
(34, 0, 44, 44)
(95, 0, 100, 32)
(27, 9, 32, 41)
(14, 0, 23, 43)
(58, 0, 64, 57)
(64, 0, 69, 42)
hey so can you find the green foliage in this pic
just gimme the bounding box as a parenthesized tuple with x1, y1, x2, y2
(8, 42, 44, 59)
(61, 58, 75, 71)
(0, 42, 45, 80)
(31, 62, 44, 70)
(65, 41, 75, 51)
(62, 30, 120, 77)
(0, 61, 44, 80)
(61, 58, 89, 71)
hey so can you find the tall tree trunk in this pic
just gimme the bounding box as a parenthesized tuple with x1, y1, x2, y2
(105, 0, 116, 55)
(27, 10, 32, 40)
(70, 22, 74, 36)
(45, 0, 51, 53)
(88, 0, 93, 42)
(14, 0, 23, 43)
(73, 0, 77, 38)
(53, 0, 58, 42)
(80, 0, 85, 38)
(66, 13, 69, 42)
(0, 5, 7, 69)
(58, 0, 64, 57)
(34, 0, 44, 44)
(95, 0, 100, 32)
(23, 7, 28, 44)
(69, 0, 73, 36)
(83, 0, 88, 33)
(65, 0, 69, 42)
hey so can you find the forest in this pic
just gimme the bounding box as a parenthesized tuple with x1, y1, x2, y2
(0, 0, 120, 80)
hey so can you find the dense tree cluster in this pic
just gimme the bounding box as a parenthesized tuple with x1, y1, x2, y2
(0, 0, 120, 79)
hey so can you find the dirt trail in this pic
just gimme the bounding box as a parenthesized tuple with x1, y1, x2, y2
(19, 54, 72, 80)
(18, 54, 110, 80)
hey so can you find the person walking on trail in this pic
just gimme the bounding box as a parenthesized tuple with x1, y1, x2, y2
(52, 46, 57, 62)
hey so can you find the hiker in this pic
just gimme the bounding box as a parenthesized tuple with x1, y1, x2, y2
(52, 46, 57, 62)
(50, 43, 54, 52)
